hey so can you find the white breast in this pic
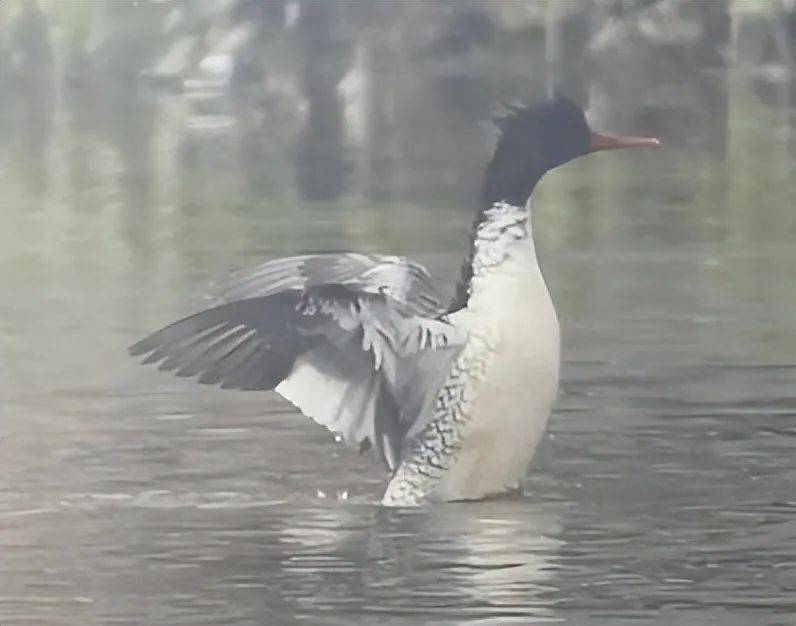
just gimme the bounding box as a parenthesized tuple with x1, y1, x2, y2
(436, 243, 561, 501)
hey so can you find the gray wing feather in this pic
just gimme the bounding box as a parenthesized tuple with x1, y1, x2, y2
(130, 296, 307, 391)
(215, 253, 446, 318)
(132, 260, 466, 469)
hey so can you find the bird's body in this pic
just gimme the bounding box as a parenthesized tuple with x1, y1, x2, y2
(381, 201, 560, 505)
(131, 97, 658, 506)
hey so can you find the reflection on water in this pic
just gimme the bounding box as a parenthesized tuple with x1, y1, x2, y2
(2, 1, 796, 624)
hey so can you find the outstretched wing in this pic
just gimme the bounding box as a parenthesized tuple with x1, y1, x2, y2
(214, 253, 446, 318)
(131, 255, 465, 469)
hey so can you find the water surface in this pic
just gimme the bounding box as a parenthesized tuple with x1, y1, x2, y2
(1, 58, 796, 626)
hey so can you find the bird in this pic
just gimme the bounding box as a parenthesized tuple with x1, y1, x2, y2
(130, 97, 660, 506)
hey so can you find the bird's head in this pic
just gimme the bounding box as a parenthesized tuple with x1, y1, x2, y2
(483, 97, 661, 208)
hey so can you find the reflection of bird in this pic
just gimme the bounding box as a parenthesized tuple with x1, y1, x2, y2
(131, 97, 659, 506)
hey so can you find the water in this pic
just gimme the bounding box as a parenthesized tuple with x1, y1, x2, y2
(2, 16, 796, 624)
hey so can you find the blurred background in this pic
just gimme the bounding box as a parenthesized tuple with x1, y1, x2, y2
(1, 1, 796, 624)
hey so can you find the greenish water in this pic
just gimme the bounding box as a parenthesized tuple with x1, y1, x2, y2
(2, 59, 796, 626)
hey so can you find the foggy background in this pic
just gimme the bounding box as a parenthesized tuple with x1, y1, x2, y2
(1, 1, 796, 625)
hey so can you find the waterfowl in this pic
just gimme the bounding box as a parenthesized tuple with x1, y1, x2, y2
(130, 97, 660, 506)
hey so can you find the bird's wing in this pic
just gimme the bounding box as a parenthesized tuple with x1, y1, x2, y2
(214, 253, 447, 318)
(131, 273, 466, 469)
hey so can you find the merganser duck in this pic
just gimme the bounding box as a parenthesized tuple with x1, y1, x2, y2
(130, 97, 660, 506)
